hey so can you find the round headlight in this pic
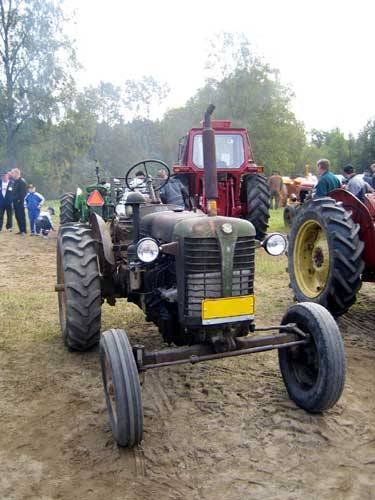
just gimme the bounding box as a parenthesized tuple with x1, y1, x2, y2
(264, 233, 287, 256)
(136, 238, 160, 263)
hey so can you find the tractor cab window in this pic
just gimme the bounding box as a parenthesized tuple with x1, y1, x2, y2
(192, 133, 245, 169)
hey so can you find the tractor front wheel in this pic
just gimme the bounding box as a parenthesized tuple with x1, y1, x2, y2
(288, 197, 364, 316)
(57, 224, 101, 351)
(100, 329, 143, 447)
(244, 174, 270, 240)
(279, 302, 345, 412)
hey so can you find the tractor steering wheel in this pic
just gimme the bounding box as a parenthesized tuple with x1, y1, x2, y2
(125, 159, 170, 193)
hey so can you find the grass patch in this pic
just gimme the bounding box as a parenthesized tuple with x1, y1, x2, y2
(268, 207, 288, 233)
(0, 290, 60, 349)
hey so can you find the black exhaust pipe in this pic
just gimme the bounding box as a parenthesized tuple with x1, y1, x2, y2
(202, 104, 218, 216)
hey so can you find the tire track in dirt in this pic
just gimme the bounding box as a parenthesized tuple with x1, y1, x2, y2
(1, 231, 375, 499)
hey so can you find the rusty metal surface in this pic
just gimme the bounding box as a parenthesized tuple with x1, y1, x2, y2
(138, 331, 307, 371)
(89, 212, 115, 266)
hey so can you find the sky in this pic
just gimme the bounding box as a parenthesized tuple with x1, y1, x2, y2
(66, 0, 375, 136)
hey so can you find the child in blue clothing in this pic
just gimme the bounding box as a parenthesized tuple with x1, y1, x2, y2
(24, 184, 45, 235)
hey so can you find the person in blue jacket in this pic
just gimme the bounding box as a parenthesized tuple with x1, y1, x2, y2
(24, 184, 45, 235)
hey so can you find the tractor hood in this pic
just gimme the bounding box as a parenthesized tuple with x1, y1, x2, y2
(140, 209, 255, 244)
(140, 210, 205, 243)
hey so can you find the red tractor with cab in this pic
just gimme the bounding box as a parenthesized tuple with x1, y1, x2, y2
(173, 115, 270, 240)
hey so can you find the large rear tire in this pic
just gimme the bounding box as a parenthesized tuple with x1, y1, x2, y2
(57, 224, 101, 351)
(100, 329, 143, 447)
(245, 174, 270, 240)
(288, 197, 364, 316)
(60, 192, 77, 225)
(279, 302, 345, 412)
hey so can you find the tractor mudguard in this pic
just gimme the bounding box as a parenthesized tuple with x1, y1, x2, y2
(330, 189, 375, 271)
(89, 212, 115, 267)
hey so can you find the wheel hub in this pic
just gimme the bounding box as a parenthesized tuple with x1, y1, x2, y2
(293, 220, 330, 298)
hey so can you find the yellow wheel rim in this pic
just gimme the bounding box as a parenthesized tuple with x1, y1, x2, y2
(293, 220, 330, 298)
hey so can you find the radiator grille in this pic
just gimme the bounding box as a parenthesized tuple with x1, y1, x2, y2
(184, 238, 222, 316)
(232, 237, 255, 296)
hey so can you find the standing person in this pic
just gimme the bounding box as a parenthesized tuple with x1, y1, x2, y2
(0, 171, 14, 231)
(268, 171, 283, 209)
(11, 167, 27, 235)
(314, 159, 340, 198)
(342, 165, 374, 201)
(24, 184, 45, 235)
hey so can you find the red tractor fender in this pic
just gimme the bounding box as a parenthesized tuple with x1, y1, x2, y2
(329, 189, 375, 272)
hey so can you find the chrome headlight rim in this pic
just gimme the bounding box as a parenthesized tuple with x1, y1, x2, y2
(136, 237, 160, 263)
(263, 232, 287, 256)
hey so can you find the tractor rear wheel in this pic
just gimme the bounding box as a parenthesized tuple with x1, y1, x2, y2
(60, 192, 77, 225)
(57, 224, 101, 351)
(100, 329, 143, 447)
(288, 197, 364, 317)
(245, 174, 270, 240)
(279, 302, 345, 412)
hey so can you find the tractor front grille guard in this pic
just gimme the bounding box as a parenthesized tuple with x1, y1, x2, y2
(184, 236, 255, 318)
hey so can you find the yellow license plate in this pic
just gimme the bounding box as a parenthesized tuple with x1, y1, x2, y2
(202, 295, 255, 323)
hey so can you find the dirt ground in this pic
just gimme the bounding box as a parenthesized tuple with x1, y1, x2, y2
(0, 229, 374, 500)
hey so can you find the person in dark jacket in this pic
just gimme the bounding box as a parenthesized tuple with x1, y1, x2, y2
(0, 171, 14, 231)
(11, 167, 27, 234)
(314, 159, 340, 198)
(158, 170, 189, 208)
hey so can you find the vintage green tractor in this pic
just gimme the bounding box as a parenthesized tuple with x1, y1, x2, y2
(59, 164, 114, 225)
(56, 106, 346, 447)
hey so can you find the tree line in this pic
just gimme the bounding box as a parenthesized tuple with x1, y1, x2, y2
(1, 2, 374, 198)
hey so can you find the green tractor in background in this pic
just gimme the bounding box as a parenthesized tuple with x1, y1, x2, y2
(60, 160, 170, 225)
(60, 164, 114, 224)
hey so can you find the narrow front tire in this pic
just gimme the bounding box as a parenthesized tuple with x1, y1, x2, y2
(100, 329, 143, 447)
(279, 302, 345, 412)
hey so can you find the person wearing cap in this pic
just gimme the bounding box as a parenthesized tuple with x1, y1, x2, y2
(11, 167, 27, 235)
(314, 159, 340, 198)
(24, 184, 45, 235)
(157, 169, 189, 208)
(0, 171, 14, 231)
(342, 165, 374, 202)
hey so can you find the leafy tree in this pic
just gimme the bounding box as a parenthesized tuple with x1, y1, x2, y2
(0, 0, 76, 164)
(124, 75, 170, 120)
(305, 128, 350, 173)
(353, 120, 375, 170)
(159, 33, 306, 175)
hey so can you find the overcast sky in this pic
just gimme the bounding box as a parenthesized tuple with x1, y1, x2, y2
(66, 0, 375, 136)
